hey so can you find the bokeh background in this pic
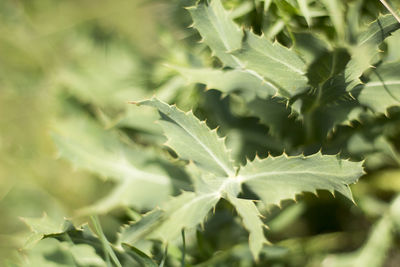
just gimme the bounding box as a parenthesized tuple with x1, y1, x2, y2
(0, 0, 181, 261)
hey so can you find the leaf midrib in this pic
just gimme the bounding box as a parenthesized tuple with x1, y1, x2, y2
(167, 112, 235, 176)
(239, 169, 355, 183)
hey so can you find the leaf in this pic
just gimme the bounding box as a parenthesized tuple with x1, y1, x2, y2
(307, 49, 350, 87)
(345, 15, 400, 90)
(231, 30, 308, 98)
(226, 194, 268, 260)
(119, 209, 164, 245)
(131, 98, 365, 260)
(122, 243, 158, 267)
(52, 117, 171, 211)
(55, 40, 149, 109)
(25, 219, 151, 266)
(321, 0, 345, 40)
(149, 191, 221, 241)
(21, 214, 73, 248)
(173, 66, 276, 101)
(297, 0, 312, 26)
(322, 195, 400, 267)
(70, 244, 106, 267)
(386, 30, 400, 62)
(136, 98, 235, 177)
(238, 152, 364, 206)
(246, 97, 304, 142)
(187, 0, 243, 67)
(356, 61, 400, 114)
(188, 0, 308, 99)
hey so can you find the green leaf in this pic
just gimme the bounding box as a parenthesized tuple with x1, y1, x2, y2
(345, 15, 400, 90)
(231, 30, 308, 98)
(70, 244, 106, 267)
(386, 30, 400, 62)
(21, 214, 73, 248)
(356, 61, 400, 114)
(188, 0, 308, 99)
(173, 66, 276, 101)
(226, 194, 268, 260)
(52, 117, 171, 211)
(296, 0, 312, 26)
(321, 0, 345, 40)
(149, 191, 221, 241)
(188, 0, 243, 67)
(132, 98, 364, 260)
(55, 40, 149, 109)
(136, 98, 235, 177)
(238, 152, 364, 206)
(119, 209, 164, 245)
(122, 243, 158, 267)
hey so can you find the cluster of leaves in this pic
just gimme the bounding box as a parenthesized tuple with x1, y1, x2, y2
(15, 0, 400, 266)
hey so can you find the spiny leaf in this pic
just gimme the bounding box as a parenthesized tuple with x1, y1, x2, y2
(321, 0, 345, 40)
(132, 98, 364, 260)
(52, 117, 171, 211)
(296, 0, 312, 26)
(238, 152, 364, 206)
(356, 61, 400, 114)
(345, 14, 400, 90)
(21, 214, 73, 249)
(119, 209, 164, 245)
(149, 191, 221, 241)
(246, 97, 303, 142)
(231, 30, 308, 98)
(188, 0, 243, 67)
(122, 243, 158, 267)
(226, 194, 268, 260)
(135, 98, 236, 177)
(173, 66, 275, 101)
(189, 0, 308, 99)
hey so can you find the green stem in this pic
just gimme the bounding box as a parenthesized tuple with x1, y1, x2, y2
(91, 216, 122, 267)
(181, 229, 186, 267)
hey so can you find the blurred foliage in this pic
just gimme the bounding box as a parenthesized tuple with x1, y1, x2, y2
(1, 0, 400, 266)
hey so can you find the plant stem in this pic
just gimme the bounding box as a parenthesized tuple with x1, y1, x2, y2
(379, 0, 400, 24)
(181, 229, 186, 267)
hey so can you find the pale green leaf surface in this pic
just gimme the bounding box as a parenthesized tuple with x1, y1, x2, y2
(188, 0, 243, 67)
(21, 214, 71, 249)
(150, 191, 220, 241)
(357, 62, 400, 113)
(52, 117, 171, 211)
(121, 243, 158, 267)
(239, 152, 364, 206)
(174, 66, 276, 100)
(70, 244, 106, 267)
(119, 209, 164, 245)
(120, 175, 235, 244)
(345, 15, 400, 89)
(134, 98, 364, 259)
(232, 31, 308, 97)
(137, 98, 235, 177)
(297, 0, 312, 26)
(386, 30, 400, 62)
(227, 195, 268, 260)
(187, 0, 282, 98)
(55, 41, 149, 109)
(321, 0, 345, 40)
